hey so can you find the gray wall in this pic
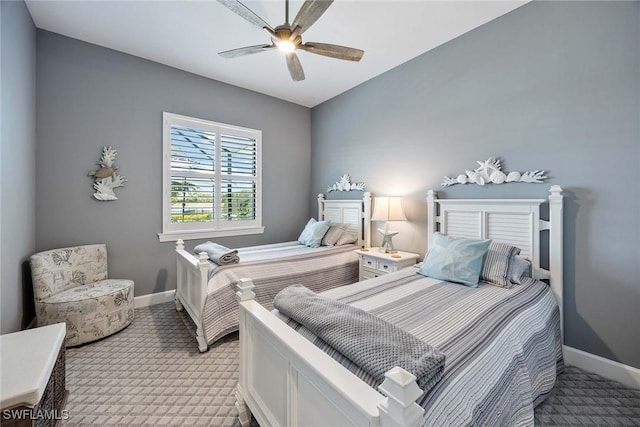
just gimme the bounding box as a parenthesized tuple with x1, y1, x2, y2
(1, 0, 37, 333)
(311, 1, 640, 368)
(36, 31, 311, 299)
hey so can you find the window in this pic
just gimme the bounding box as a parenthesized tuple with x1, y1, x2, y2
(159, 112, 263, 242)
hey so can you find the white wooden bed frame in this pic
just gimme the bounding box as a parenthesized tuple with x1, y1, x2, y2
(234, 186, 564, 427)
(174, 192, 372, 352)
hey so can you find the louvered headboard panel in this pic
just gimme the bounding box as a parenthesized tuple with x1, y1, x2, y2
(436, 199, 543, 270)
(318, 193, 372, 248)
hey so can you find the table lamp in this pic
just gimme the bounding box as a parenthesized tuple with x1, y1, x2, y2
(371, 196, 407, 253)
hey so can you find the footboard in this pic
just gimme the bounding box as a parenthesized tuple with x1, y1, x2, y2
(175, 239, 210, 352)
(235, 280, 425, 427)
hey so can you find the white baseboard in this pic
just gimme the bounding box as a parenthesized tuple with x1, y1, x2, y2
(563, 345, 640, 390)
(134, 290, 176, 308)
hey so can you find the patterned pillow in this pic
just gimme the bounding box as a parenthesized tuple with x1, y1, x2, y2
(321, 223, 350, 246)
(418, 233, 491, 287)
(297, 218, 331, 248)
(480, 242, 521, 288)
(336, 232, 358, 246)
(510, 256, 533, 285)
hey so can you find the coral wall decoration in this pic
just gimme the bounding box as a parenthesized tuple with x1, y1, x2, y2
(441, 157, 547, 187)
(89, 146, 127, 200)
(327, 173, 366, 192)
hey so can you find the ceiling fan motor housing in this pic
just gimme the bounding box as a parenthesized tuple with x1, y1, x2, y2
(274, 25, 301, 46)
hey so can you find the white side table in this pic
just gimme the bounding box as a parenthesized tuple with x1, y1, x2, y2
(1, 323, 68, 426)
(354, 248, 420, 281)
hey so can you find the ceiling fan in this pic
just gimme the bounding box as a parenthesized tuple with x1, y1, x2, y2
(217, 0, 364, 82)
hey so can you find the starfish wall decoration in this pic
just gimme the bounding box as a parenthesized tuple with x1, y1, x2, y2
(441, 157, 547, 187)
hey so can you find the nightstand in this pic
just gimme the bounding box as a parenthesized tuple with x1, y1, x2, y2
(354, 248, 420, 281)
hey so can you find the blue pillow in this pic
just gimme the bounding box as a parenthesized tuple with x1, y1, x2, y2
(297, 218, 331, 248)
(418, 233, 491, 287)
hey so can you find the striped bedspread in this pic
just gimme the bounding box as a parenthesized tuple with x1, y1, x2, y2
(277, 267, 563, 426)
(202, 243, 359, 344)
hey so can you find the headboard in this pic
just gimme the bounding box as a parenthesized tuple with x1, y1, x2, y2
(426, 186, 564, 341)
(318, 192, 372, 248)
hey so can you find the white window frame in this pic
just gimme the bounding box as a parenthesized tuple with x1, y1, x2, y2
(158, 112, 264, 242)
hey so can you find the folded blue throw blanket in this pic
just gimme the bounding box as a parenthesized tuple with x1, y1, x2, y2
(274, 285, 446, 393)
(194, 241, 240, 265)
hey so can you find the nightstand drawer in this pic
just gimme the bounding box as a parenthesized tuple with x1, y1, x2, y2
(360, 268, 381, 280)
(376, 260, 397, 273)
(361, 256, 377, 269)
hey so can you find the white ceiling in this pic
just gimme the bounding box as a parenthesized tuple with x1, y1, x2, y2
(25, 0, 527, 108)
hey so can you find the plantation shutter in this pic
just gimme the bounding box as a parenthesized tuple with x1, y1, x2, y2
(220, 133, 257, 222)
(170, 124, 216, 225)
(163, 113, 262, 237)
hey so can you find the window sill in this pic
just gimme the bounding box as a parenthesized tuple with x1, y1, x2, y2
(158, 226, 265, 242)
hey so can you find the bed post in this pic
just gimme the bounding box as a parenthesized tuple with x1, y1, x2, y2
(363, 191, 372, 248)
(235, 279, 256, 427)
(426, 190, 438, 250)
(548, 185, 564, 343)
(377, 367, 425, 427)
(317, 193, 325, 221)
(175, 239, 185, 312)
(195, 252, 210, 353)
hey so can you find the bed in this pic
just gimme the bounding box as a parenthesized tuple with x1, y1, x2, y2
(174, 192, 372, 352)
(234, 185, 564, 426)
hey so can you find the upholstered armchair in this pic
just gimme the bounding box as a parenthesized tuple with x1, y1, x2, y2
(30, 244, 134, 347)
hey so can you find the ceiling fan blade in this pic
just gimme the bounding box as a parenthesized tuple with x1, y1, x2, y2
(217, 0, 274, 32)
(285, 53, 305, 81)
(291, 0, 334, 37)
(300, 42, 364, 62)
(219, 44, 275, 59)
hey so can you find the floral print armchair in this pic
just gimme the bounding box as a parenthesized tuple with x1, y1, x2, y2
(30, 244, 134, 346)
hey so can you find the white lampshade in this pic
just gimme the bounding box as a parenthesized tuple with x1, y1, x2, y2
(371, 197, 407, 222)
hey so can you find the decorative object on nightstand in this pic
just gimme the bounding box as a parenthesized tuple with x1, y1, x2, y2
(354, 248, 419, 281)
(371, 196, 407, 253)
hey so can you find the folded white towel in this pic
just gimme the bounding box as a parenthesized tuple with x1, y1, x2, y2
(194, 242, 240, 265)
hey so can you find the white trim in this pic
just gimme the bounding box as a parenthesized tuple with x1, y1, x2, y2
(158, 226, 265, 242)
(563, 345, 640, 390)
(134, 290, 176, 308)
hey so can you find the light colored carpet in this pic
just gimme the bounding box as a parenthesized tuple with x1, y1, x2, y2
(62, 302, 640, 426)
(63, 302, 239, 426)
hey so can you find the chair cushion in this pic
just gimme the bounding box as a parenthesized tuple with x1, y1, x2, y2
(37, 279, 134, 347)
(30, 244, 108, 302)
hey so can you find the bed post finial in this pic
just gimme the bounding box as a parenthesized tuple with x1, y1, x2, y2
(235, 278, 256, 302)
(176, 239, 185, 251)
(426, 190, 438, 251)
(548, 185, 564, 343)
(377, 367, 424, 427)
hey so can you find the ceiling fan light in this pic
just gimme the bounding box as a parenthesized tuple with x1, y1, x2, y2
(277, 40, 296, 54)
